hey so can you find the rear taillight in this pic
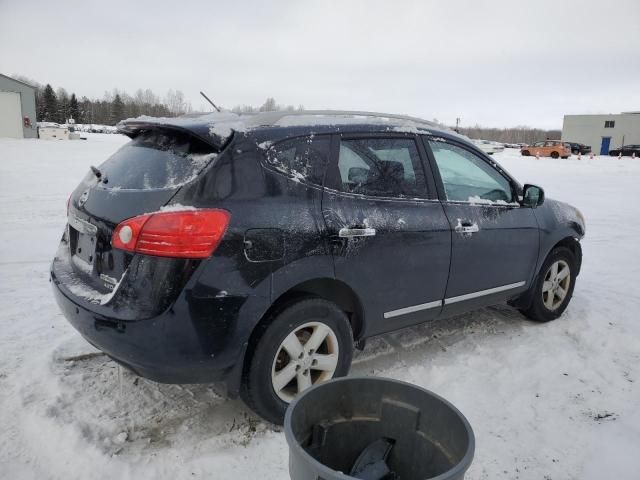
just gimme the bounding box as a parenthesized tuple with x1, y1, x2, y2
(112, 209, 230, 259)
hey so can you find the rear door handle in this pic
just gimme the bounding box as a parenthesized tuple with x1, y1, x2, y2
(454, 219, 479, 235)
(339, 227, 376, 238)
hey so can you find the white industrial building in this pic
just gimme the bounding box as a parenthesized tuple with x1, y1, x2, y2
(0, 73, 38, 138)
(562, 112, 640, 155)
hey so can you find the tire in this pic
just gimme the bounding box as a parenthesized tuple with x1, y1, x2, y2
(521, 150, 530, 156)
(520, 247, 577, 322)
(241, 298, 353, 424)
(572, 149, 579, 155)
(550, 151, 560, 159)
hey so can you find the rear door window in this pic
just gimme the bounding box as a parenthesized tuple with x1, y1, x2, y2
(336, 137, 427, 198)
(99, 130, 217, 190)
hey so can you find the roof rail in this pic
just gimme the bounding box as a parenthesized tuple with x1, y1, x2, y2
(245, 110, 440, 128)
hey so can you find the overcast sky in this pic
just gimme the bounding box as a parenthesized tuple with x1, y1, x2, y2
(1, 0, 639, 129)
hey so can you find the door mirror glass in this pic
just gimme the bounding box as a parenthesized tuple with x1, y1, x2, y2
(522, 184, 545, 207)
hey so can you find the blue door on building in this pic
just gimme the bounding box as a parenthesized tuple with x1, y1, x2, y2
(600, 137, 611, 155)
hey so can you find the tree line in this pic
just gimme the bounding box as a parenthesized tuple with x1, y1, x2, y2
(11, 75, 560, 141)
(13, 75, 191, 125)
(458, 125, 562, 144)
(13, 75, 303, 125)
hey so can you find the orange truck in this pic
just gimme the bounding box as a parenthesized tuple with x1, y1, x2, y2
(521, 140, 571, 159)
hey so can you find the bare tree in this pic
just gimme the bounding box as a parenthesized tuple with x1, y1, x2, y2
(164, 89, 192, 115)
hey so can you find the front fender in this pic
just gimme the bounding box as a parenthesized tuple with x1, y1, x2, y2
(510, 200, 584, 311)
(534, 199, 584, 266)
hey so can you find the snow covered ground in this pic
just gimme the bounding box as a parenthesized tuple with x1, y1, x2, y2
(1, 134, 639, 480)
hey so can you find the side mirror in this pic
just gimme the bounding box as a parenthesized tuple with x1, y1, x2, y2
(522, 184, 545, 208)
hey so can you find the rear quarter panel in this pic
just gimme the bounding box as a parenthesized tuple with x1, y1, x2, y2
(169, 133, 335, 353)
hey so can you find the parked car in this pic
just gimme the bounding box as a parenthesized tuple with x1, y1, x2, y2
(609, 144, 640, 157)
(521, 140, 571, 159)
(565, 142, 592, 155)
(51, 110, 585, 424)
(472, 139, 504, 155)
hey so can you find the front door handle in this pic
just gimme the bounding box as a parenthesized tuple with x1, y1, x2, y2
(339, 227, 376, 238)
(454, 219, 479, 235)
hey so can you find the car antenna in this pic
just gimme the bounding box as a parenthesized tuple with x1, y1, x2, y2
(200, 91, 221, 112)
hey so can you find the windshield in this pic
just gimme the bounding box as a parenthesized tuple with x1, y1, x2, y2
(98, 130, 217, 190)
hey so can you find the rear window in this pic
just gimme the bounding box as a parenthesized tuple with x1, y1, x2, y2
(99, 130, 217, 190)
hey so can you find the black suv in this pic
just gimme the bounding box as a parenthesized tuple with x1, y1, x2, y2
(565, 142, 592, 155)
(51, 111, 585, 423)
(609, 144, 640, 157)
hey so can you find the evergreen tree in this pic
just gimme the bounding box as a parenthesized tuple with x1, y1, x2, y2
(41, 84, 58, 122)
(80, 96, 93, 124)
(110, 94, 125, 125)
(69, 93, 80, 123)
(57, 88, 69, 124)
(35, 87, 46, 121)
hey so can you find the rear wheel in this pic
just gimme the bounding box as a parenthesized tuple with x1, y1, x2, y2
(520, 247, 577, 322)
(241, 298, 353, 424)
(521, 150, 530, 156)
(550, 151, 560, 159)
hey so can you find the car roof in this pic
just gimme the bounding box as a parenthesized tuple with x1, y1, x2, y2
(117, 110, 464, 148)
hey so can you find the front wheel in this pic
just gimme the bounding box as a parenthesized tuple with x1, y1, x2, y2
(521, 150, 530, 156)
(241, 298, 353, 424)
(550, 151, 560, 159)
(520, 247, 577, 322)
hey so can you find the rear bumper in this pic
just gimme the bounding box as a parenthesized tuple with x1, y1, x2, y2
(51, 269, 246, 392)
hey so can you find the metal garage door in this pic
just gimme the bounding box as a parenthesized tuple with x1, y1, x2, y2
(0, 91, 23, 138)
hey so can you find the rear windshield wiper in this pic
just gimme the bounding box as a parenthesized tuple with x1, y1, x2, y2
(90, 165, 108, 184)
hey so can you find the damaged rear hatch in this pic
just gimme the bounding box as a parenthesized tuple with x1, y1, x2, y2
(52, 125, 223, 316)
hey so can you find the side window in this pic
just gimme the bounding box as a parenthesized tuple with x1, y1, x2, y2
(428, 139, 514, 203)
(337, 137, 427, 198)
(263, 135, 330, 185)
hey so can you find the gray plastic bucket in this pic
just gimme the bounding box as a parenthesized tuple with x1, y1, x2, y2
(284, 377, 475, 480)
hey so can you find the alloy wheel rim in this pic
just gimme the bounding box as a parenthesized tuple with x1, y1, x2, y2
(542, 260, 571, 311)
(271, 322, 339, 403)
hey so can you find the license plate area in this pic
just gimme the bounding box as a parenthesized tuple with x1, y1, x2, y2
(68, 215, 98, 269)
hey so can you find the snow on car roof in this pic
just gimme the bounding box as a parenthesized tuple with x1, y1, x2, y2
(118, 110, 459, 147)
